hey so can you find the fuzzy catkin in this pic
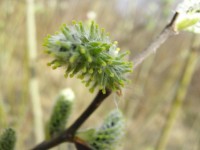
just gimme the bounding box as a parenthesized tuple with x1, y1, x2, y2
(90, 110, 125, 150)
(44, 21, 132, 94)
(0, 128, 16, 150)
(45, 89, 74, 139)
(77, 109, 125, 150)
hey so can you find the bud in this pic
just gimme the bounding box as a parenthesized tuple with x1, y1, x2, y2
(45, 88, 75, 139)
(0, 128, 16, 150)
(77, 109, 125, 150)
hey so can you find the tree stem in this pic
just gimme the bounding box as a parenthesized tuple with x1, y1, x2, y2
(132, 12, 179, 69)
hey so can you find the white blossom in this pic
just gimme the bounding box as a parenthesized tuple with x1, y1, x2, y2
(176, 0, 200, 33)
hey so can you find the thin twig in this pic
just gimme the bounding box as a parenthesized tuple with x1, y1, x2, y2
(133, 12, 179, 69)
(31, 89, 111, 150)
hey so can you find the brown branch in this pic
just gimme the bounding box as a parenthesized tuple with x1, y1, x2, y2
(133, 12, 179, 69)
(31, 89, 112, 150)
(74, 136, 93, 150)
(75, 143, 92, 150)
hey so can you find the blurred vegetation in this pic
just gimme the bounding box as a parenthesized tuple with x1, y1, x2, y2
(0, 0, 200, 150)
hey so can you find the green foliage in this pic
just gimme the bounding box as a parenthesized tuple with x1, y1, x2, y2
(45, 88, 74, 139)
(0, 128, 16, 150)
(77, 109, 125, 150)
(44, 21, 132, 94)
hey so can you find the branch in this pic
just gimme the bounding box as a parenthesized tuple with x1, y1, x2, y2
(31, 12, 180, 150)
(133, 12, 179, 69)
(74, 136, 93, 150)
(75, 143, 92, 150)
(31, 89, 112, 150)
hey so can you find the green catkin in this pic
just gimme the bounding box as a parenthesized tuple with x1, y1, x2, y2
(44, 21, 132, 93)
(45, 89, 75, 139)
(0, 128, 16, 150)
(77, 109, 125, 150)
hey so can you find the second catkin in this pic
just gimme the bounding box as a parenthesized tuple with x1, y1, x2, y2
(45, 88, 75, 139)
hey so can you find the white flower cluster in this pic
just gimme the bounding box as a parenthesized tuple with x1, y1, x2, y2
(176, 0, 200, 33)
(176, 0, 200, 14)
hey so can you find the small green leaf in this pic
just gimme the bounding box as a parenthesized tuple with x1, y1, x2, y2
(176, 17, 200, 31)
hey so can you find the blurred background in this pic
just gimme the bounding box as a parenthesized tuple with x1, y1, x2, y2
(0, 0, 200, 149)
